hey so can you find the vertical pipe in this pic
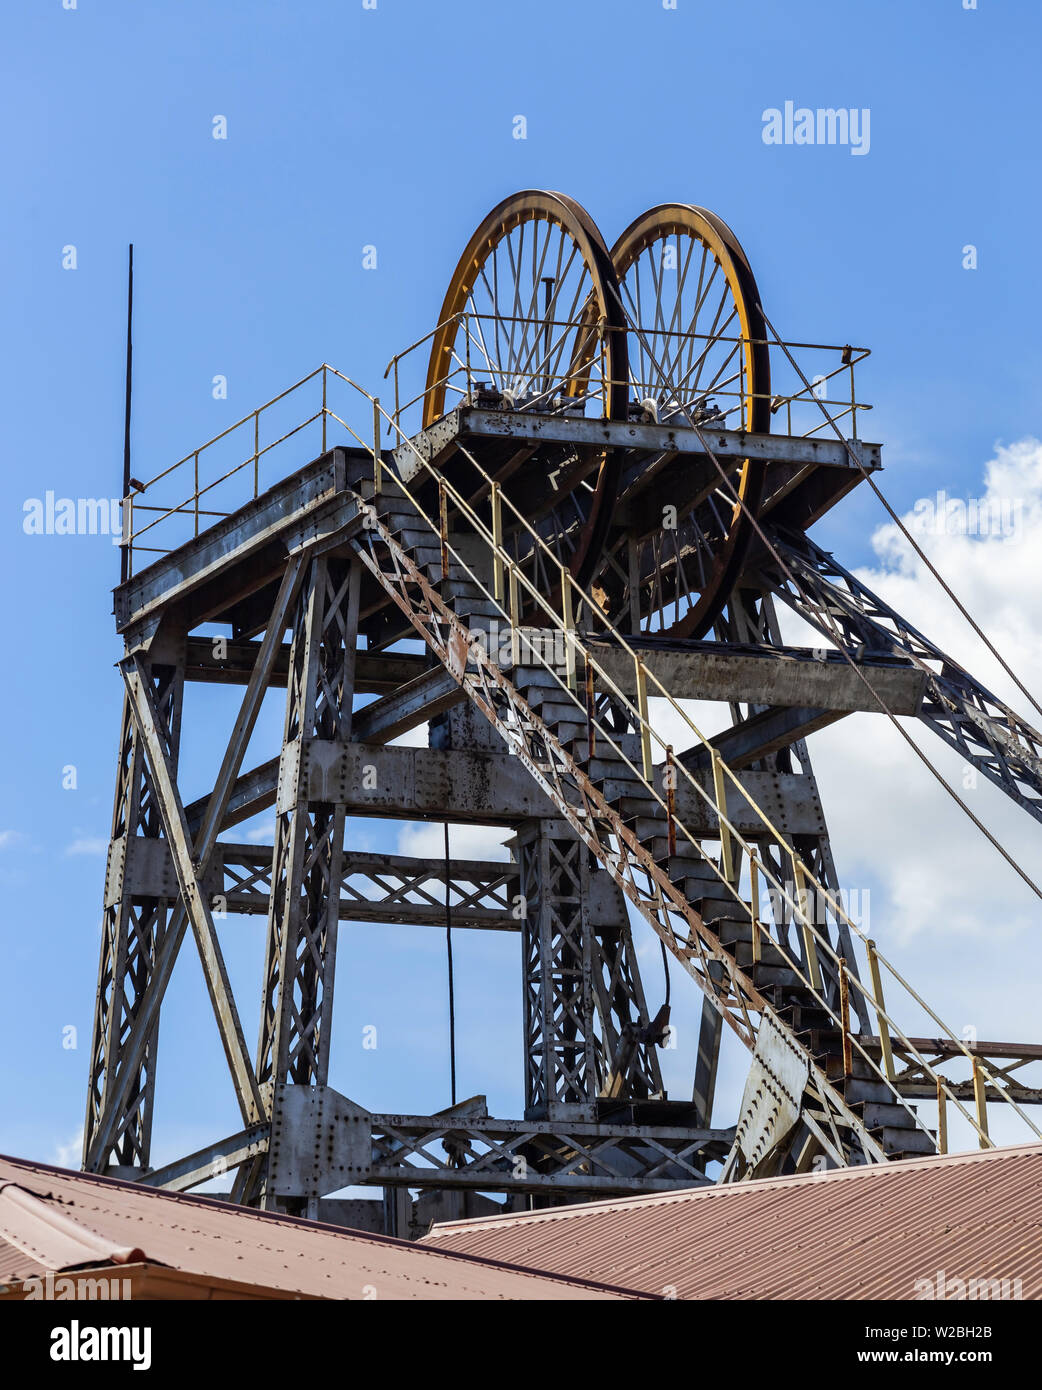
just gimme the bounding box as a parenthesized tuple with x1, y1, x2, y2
(936, 1076, 948, 1155)
(121, 244, 134, 584)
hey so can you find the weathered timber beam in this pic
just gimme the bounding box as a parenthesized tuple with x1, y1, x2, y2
(587, 638, 926, 714)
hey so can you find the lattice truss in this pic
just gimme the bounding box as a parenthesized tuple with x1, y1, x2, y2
(84, 190, 1042, 1214)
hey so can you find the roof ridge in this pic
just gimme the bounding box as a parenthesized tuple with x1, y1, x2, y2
(0, 1156, 643, 1297)
(0, 1180, 145, 1269)
(423, 1140, 1042, 1239)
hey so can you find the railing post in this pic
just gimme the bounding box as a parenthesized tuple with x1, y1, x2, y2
(491, 483, 504, 603)
(936, 1076, 948, 1155)
(792, 856, 822, 992)
(560, 564, 576, 692)
(585, 659, 596, 762)
(463, 311, 471, 400)
(123, 493, 133, 580)
(865, 938, 896, 1083)
(194, 451, 200, 536)
(749, 857, 761, 964)
(711, 750, 735, 884)
(665, 745, 677, 858)
(839, 958, 853, 1076)
(973, 1060, 991, 1150)
(634, 655, 653, 782)
(508, 559, 520, 667)
(322, 365, 327, 454)
(253, 413, 259, 497)
(438, 481, 449, 583)
(373, 396, 383, 496)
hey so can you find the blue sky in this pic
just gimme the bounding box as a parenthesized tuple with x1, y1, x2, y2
(3, 0, 1042, 1172)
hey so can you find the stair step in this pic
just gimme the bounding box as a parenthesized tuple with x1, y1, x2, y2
(869, 1125, 937, 1155)
(843, 1078, 902, 1105)
(730, 941, 790, 969)
(855, 1102, 921, 1130)
(749, 964, 807, 989)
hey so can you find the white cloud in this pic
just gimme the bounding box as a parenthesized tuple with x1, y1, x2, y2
(397, 821, 512, 862)
(65, 836, 108, 857)
(773, 438, 1042, 943)
(53, 1129, 84, 1169)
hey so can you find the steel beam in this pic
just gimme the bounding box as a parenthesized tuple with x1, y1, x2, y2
(140, 1124, 271, 1193)
(396, 405, 881, 484)
(586, 638, 926, 714)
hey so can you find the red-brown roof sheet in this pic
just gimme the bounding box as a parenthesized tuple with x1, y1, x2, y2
(0, 1154, 638, 1301)
(424, 1142, 1042, 1300)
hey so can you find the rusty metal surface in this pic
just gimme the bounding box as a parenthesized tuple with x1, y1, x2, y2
(0, 1155, 637, 1300)
(424, 1142, 1042, 1300)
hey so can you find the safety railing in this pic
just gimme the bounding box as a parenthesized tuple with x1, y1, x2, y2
(120, 314, 870, 579)
(118, 335, 1037, 1156)
(333, 374, 1037, 1162)
(383, 310, 872, 442)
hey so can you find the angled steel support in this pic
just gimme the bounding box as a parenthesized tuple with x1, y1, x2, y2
(762, 527, 1042, 824)
(85, 558, 303, 1168)
(83, 659, 184, 1172)
(121, 651, 263, 1123)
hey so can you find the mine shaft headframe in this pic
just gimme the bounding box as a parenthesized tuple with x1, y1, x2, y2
(602, 203, 772, 638)
(422, 189, 629, 588)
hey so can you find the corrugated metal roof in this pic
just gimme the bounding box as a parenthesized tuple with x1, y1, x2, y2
(424, 1142, 1042, 1300)
(0, 1154, 639, 1301)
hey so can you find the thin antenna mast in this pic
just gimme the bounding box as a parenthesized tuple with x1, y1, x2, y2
(120, 244, 133, 583)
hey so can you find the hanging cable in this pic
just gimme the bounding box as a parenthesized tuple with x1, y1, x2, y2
(659, 937, 671, 1009)
(760, 304, 1042, 727)
(611, 290, 1042, 904)
(444, 819, 457, 1106)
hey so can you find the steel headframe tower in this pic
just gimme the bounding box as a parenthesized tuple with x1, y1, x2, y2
(83, 193, 1042, 1231)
